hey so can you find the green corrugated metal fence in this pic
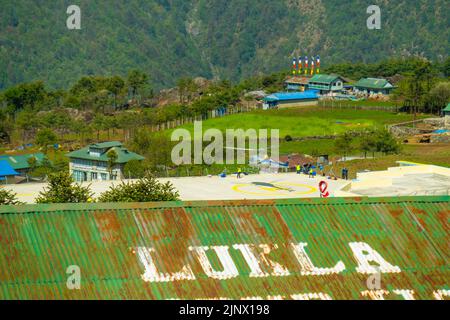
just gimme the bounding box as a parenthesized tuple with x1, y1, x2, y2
(0, 196, 448, 300)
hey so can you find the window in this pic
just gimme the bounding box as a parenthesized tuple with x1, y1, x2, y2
(91, 172, 98, 180)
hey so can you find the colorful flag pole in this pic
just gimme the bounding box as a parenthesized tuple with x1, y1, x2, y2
(316, 55, 321, 74)
(292, 57, 297, 75)
(311, 56, 315, 75)
(298, 56, 302, 74)
(304, 56, 309, 75)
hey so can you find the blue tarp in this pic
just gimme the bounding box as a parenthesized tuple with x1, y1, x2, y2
(0, 160, 19, 177)
(433, 129, 449, 134)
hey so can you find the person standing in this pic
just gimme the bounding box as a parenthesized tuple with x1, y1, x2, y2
(237, 167, 242, 179)
(296, 164, 301, 174)
(343, 167, 349, 180)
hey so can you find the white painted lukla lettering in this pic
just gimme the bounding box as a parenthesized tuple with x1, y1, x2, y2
(349, 242, 401, 274)
(233, 244, 269, 277)
(393, 290, 415, 300)
(362, 290, 415, 300)
(291, 293, 333, 300)
(189, 246, 239, 280)
(361, 290, 390, 300)
(233, 244, 290, 277)
(291, 243, 346, 275)
(259, 244, 290, 277)
(259, 244, 291, 276)
(433, 290, 450, 300)
(136, 247, 196, 282)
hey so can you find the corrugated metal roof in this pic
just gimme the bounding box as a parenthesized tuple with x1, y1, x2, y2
(0, 196, 448, 300)
(91, 141, 123, 149)
(67, 143, 145, 163)
(0, 153, 45, 170)
(355, 78, 394, 89)
(264, 90, 319, 102)
(284, 76, 310, 85)
(308, 74, 343, 84)
(0, 160, 19, 177)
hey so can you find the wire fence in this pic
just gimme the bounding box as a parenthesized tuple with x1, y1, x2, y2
(147, 105, 254, 133)
(318, 100, 401, 111)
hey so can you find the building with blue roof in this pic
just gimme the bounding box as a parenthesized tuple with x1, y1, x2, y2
(0, 160, 19, 183)
(0, 153, 45, 176)
(262, 90, 319, 109)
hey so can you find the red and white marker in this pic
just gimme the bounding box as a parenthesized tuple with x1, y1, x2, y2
(319, 181, 330, 198)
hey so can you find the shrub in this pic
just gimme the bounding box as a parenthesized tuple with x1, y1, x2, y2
(35, 171, 93, 203)
(0, 189, 22, 205)
(98, 174, 179, 203)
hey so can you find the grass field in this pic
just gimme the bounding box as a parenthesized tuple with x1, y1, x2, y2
(167, 108, 424, 138)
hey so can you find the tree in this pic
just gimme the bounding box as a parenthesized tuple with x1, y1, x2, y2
(177, 77, 198, 103)
(334, 132, 354, 160)
(93, 114, 105, 140)
(123, 159, 147, 179)
(53, 156, 69, 172)
(107, 149, 118, 177)
(127, 70, 148, 100)
(106, 76, 125, 108)
(427, 82, 450, 114)
(395, 59, 436, 120)
(35, 128, 58, 151)
(375, 130, 401, 155)
(359, 130, 378, 158)
(2, 81, 47, 114)
(442, 57, 450, 78)
(27, 156, 38, 172)
(0, 110, 12, 143)
(132, 130, 173, 166)
(30, 156, 53, 178)
(35, 171, 93, 203)
(0, 189, 22, 205)
(98, 174, 179, 202)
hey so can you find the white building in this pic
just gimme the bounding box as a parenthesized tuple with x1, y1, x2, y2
(67, 141, 145, 182)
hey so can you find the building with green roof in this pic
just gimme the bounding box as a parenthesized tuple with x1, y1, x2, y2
(0, 153, 45, 176)
(443, 103, 450, 115)
(444, 103, 450, 128)
(67, 141, 145, 182)
(354, 78, 395, 95)
(307, 74, 345, 94)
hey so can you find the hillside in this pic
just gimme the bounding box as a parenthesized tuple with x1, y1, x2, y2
(1, 0, 449, 90)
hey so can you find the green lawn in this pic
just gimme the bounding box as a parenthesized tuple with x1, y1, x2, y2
(280, 139, 337, 155)
(167, 108, 424, 139)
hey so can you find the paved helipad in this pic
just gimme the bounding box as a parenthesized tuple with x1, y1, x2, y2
(3, 173, 348, 204)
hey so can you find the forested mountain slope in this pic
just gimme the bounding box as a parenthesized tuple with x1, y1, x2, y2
(0, 0, 448, 90)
